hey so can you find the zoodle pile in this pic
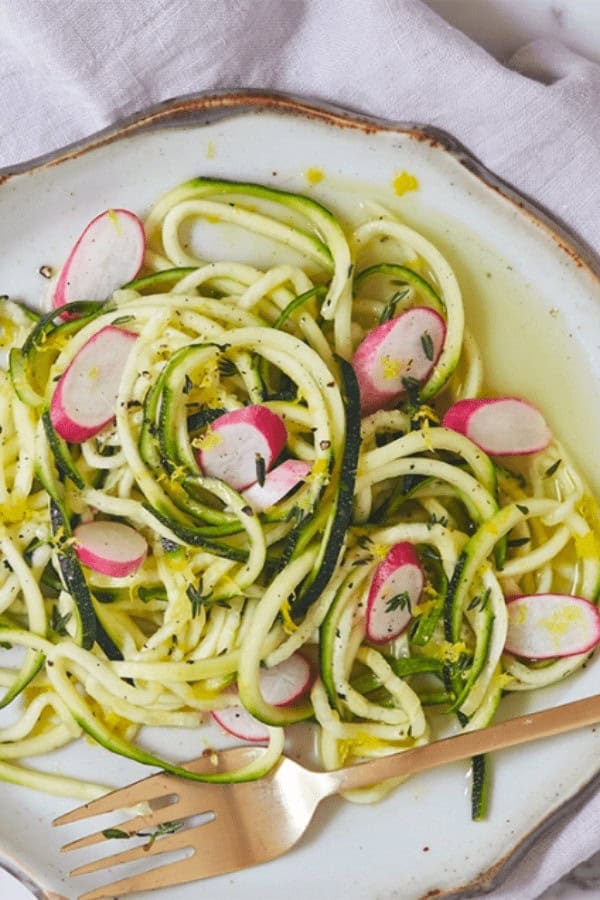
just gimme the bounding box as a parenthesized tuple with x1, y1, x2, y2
(0, 177, 598, 817)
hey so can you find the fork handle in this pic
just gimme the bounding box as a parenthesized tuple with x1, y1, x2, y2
(329, 692, 600, 795)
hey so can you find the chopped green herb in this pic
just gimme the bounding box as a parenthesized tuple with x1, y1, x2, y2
(139, 820, 184, 849)
(516, 504, 529, 515)
(467, 587, 492, 613)
(50, 605, 72, 636)
(385, 591, 411, 613)
(544, 459, 562, 478)
(186, 584, 208, 616)
(401, 376, 421, 407)
(379, 288, 410, 324)
(183, 374, 193, 395)
(102, 828, 131, 840)
(507, 537, 530, 548)
(110, 315, 135, 327)
(218, 357, 237, 377)
(420, 331, 434, 361)
(255, 453, 266, 487)
(428, 512, 448, 528)
(456, 652, 471, 671)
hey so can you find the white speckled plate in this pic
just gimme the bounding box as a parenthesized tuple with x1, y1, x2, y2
(1, 92, 600, 900)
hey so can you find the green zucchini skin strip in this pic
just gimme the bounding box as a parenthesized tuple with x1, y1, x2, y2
(471, 753, 490, 820)
(291, 357, 361, 619)
(147, 177, 351, 323)
(49, 500, 96, 651)
(354, 263, 446, 315)
(124, 267, 196, 293)
(45, 652, 283, 784)
(41, 411, 86, 490)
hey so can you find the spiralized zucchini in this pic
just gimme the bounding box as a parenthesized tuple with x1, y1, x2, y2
(0, 177, 599, 813)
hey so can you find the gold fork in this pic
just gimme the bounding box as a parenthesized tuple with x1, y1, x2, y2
(55, 692, 600, 900)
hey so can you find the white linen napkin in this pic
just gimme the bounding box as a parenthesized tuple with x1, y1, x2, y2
(1, 1, 600, 897)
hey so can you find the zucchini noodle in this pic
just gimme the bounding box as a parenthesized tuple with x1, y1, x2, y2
(0, 177, 598, 819)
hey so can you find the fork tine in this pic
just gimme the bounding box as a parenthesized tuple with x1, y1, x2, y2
(76, 801, 284, 899)
(53, 746, 262, 827)
(62, 786, 215, 852)
(53, 771, 179, 826)
(77, 852, 202, 900)
(69, 825, 195, 877)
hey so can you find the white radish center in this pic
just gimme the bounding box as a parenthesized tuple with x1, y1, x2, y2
(62, 212, 143, 302)
(201, 423, 274, 490)
(506, 594, 600, 659)
(59, 329, 136, 428)
(372, 310, 444, 392)
(369, 564, 422, 641)
(468, 400, 550, 455)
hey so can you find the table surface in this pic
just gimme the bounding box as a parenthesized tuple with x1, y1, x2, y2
(1, 2, 599, 900)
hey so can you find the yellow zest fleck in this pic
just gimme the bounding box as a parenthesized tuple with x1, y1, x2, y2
(280, 598, 298, 635)
(305, 457, 330, 487)
(206, 140, 216, 159)
(495, 671, 514, 689)
(381, 355, 402, 380)
(420, 417, 433, 452)
(539, 604, 585, 641)
(412, 598, 437, 618)
(372, 543, 389, 562)
(88, 366, 100, 379)
(305, 167, 324, 185)
(427, 640, 468, 664)
(205, 214, 220, 224)
(168, 465, 189, 483)
(0, 495, 28, 525)
(393, 171, 419, 196)
(412, 405, 440, 426)
(191, 427, 222, 451)
(107, 209, 121, 234)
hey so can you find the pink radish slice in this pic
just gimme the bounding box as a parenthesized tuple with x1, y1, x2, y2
(73, 521, 147, 577)
(352, 307, 446, 415)
(505, 594, 600, 659)
(52, 209, 145, 311)
(211, 707, 271, 744)
(366, 542, 424, 644)
(442, 397, 551, 456)
(242, 459, 311, 512)
(50, 326, 137, 443)
(196, 405, 287, 491)
(212, 653, 311, 743)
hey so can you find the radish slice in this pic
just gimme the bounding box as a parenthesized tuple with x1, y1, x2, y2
(442, 397, 552, 456)
(242, 459, 311, 512)
(212, 653, 311, 743)
(366, 542, 424, 644)
(505, 594, 600, 659)
(73, 521, 147, 577)
(50, 326, 137, 443)
(211, 707, 271, 744)
(352, 307, 446, 415)
(196, 405, 287, 491)
(52, 209, 145, 311)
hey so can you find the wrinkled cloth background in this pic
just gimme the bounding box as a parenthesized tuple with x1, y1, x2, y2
(1, 0, 600, 897)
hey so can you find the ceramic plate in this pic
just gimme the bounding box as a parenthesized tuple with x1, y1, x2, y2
(1, 92, 600, 900)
